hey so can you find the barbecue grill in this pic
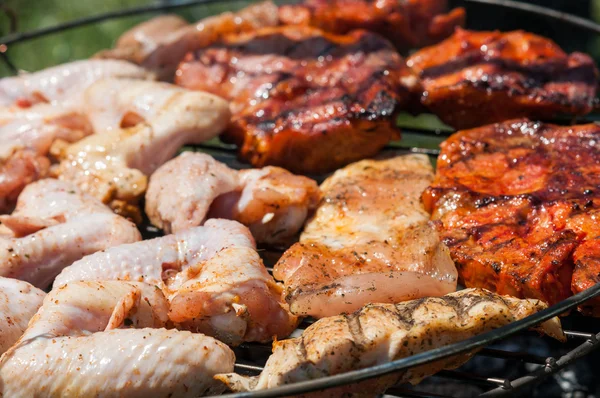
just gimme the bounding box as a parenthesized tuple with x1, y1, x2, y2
(2, 1, 600, 396)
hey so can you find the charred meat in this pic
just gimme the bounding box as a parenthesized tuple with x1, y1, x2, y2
(407, 29, 598, 129)
(176, 26, 418, 174)
(423, 119, 600, 314)
(279, 0, 465, 50)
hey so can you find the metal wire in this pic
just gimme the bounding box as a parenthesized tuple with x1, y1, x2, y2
(5, 0, 600, 397)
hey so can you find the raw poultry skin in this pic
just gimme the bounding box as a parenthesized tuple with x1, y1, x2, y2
(279, 0, 465, 50)
(423, 119, 600, 314)
(0, 179, 140, 288)
(146, 152, 320, 244)
(95, 1, 279, 80)
(0, 276, 45, 354)
(55, 219, 298, 345)
(273, 155, 457, 318)
(216, 288, 564, 396)
(407, 29, 599, 129)
(52, 78, 231, 221)
(0, 281, 234, 397)
(176, 26, 418, 174)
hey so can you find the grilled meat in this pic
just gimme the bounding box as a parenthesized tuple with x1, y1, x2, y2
(145, 152, 319, 244)
(56, 219, 298, 345)
(176, 26, 417, 174)
(279, 0, 465, 50)
(0, 281, 234, 397)
(423, 119, 600, 314)
(273, 155, 457, 318)
(407, 29, 598, 129)
(217, 288, 564, 395)
(0, 277, 45, 354)
(95, 2, 279, 80)
(0, 179, 140, 288)
(52, 79, 231, 220)
(0, 60, 152, 108)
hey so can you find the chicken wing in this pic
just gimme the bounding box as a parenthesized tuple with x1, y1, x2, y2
(217, 288, 564, 396)
(0, 281, 234, 397)
(0, 179, 140, 288)
(145, 152, 319, 244)
(52, 78, 231, 220)
(55, 219, 298, 345)
(407, 29, 598, 129)
(0, 59, 153, 108)
(273, 154, 457, 318)
(0, 277, 45, 354)
(95, 1, 279, 80)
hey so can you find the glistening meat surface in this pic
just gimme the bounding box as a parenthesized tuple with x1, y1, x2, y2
(423, 119, 600, 314)
(176, 26, 418, 174)
(273, 155, 457, 318)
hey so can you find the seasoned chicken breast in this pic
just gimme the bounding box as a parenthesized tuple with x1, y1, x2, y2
(0, 281, 234, 397)
(146, 152, 319, 244)
(217, 288, 564, 396)
(95, 1, 279, 80)
(273, 154, 457, 318)
(0, 179, 140, 288)
(52, 79, 231, 221)
(0, 277, 45, 354)
(56, 219, 298, 345)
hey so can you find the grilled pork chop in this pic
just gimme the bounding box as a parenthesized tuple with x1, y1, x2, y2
(273, 155, 457, 318)
(95, 1, 279, 80)
(423, 119, 600, 314)
(217, 288, 564, 395)
(279, 0, 465, 50)
(145, 152, 319, 244)
(176, 26, 417, 174)
(407, 29, 598, 129)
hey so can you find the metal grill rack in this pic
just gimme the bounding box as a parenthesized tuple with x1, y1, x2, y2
(2, 1, 600, 397)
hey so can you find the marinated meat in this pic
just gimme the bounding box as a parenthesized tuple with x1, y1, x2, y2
(423, 119, 600, 314)
(217, 288, 564, 395)
(279, 0, 465, 50)
(145, 152, 319, 244)
(176, 26, 417, 174)
(407, 29, 598, 129)
(273, 155, 457, 318)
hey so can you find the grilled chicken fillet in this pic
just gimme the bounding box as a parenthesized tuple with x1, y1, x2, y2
(424, 119, 600, 314)
(407, 29, 599, 129)
(217, 288, 564, 396)
(273, 155, 457, 318)
(177, 26, 417, 174)
(279, 0, 465, 50)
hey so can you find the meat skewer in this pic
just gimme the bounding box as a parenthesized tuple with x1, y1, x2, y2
(407, 29, 599, 129)
(0, 276, 45, 354)
(51, 78, 231, 221)
(0, 179, 140, 288)
(145, 152, 320, 244)
(0, 280, 235, 397)
(176, 25, 418, 174)
(95, 1, 279, 80)
(55, 219, 298, 345)
(273, 154, 457, 318)
(217, 288, 564, 395)
(423, 118, 600, 314)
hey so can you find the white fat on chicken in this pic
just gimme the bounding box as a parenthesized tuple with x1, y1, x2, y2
(0, 179, 140, 288)
(0, 280, 234, 397)
(145, 152, 319, 244)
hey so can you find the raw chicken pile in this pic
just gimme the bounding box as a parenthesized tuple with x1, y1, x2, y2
(0, 1, 576, 397)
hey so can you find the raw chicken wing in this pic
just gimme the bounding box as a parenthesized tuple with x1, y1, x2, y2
(56, 219, 298, 345)
(0, 179, 140, 288)
(146, 152, 319, 244)
(0, 280, 234, 397)
(273, 154, 458, 318)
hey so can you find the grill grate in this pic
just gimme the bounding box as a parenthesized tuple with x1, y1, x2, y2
(2, 1, 600, 397)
